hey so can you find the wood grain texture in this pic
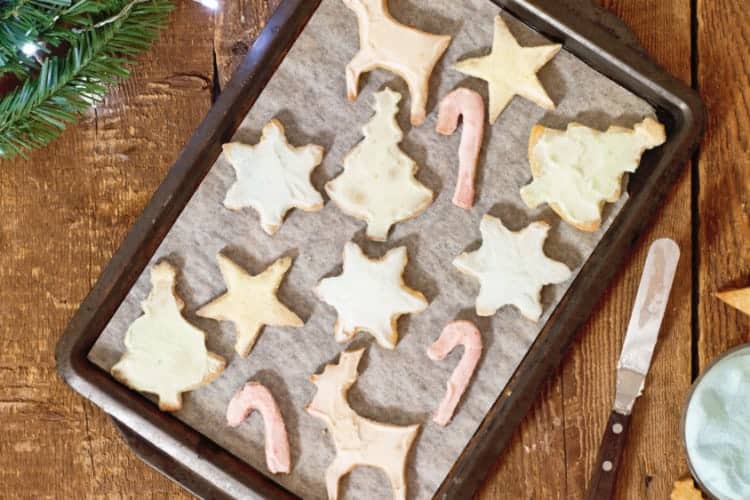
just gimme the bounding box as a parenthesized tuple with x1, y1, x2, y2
(214, 0, 281, 88)
(0, 1, 213, 497)
(696, 0, 750, 365)
(480, 0, 693, 498)
(0, 0, 704, 499)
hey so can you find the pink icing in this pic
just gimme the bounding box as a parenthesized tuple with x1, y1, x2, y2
(427, 321, 483, 426)
(436, 88, 486, 209)
(226, 381, 291, 474)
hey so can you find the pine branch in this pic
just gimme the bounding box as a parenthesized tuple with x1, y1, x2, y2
(0, 0, 130, 78)
(0, 0, 173, 159)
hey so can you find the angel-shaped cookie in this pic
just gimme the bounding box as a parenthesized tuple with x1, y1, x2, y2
(520, 117, 666, 231)
(454, 215, 572, 321)
(326, 88, 433, 241)
(343, 0, 452, 125)
(111, 261, 226, 411)
(222, 119, 324, 235)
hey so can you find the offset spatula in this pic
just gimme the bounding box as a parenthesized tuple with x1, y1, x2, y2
(585, 239, 680, 500)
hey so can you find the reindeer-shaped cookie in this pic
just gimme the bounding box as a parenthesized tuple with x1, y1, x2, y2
(306, 349, 420, 500)
(343, 0, 452, 126)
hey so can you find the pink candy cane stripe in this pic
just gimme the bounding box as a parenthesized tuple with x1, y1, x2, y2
(226, 381, 291, 474)
(436, 88, 486, 209)
(427, 320, 483, 426)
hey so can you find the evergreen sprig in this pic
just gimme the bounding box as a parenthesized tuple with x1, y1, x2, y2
(0, 0, 173, 159)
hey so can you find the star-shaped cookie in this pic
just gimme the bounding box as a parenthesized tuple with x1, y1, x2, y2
(222, 119, 324, 235)
(454, 15, 561, 124)
(197, 253, 303, 357)
(453, 215, 572, 321)
(315, 242, 428, 349)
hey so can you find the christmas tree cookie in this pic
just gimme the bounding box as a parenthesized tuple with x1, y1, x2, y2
(520, 117, 666, 231)
(222, 119, 325, 235)
(111, 261, 226, 411)
(453, 215, 572, 321)
(315, 242, 428, 349)
(197, 254, 303, 358)
(326, 88, 433, 241)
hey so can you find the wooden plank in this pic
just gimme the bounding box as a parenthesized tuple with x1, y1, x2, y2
(696, 1, 750, 365)
(214, 0, 282, 89)
(0, 1, 213, 497)
(480, 0, 693, 498)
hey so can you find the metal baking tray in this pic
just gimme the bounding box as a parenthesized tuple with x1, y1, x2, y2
(56, 0, 704, 498)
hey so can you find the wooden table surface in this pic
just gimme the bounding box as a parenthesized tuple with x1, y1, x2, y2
(1, 0, 747, 498)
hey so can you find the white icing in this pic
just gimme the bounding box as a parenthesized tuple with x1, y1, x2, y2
(315, 242, 428, 349)
(307, 349, 420, 500)
(454, 15, 561, 123)
(223, 119, 324, 235)
(326, 88, 433, 241)
(520, 118, 666, 231)
(453, 215, 572, 321)
(111, 262, 225, 411)
(343, 0, 452, 126)
(684, 346, 750, 499)
(196, 254, 303, 357)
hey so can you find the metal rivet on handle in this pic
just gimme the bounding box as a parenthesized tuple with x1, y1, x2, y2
(612, 423, 624, 434)
(602, 461, 613, 472)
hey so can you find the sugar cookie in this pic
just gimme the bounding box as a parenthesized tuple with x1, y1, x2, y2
(223, 119, 324, 235)
(306, 349, 420, 500)
(343, 0, 452, 126)
(326, 88, 433, 241)
(520, 117, 666, 231)
(111, 261, 226, 411)
(227, 381, 291, 474)
(197, 254, 303, 358)
(427, 321, 483, 426)
(315, 241, 428, 349)
(453, 215, 572, 321)
(454, 16, 561, 124)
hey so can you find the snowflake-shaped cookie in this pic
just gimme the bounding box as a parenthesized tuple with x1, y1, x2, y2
(315, 242, 428, 349)
(453, 215, 572, 321)
(222, 119, 324, 235)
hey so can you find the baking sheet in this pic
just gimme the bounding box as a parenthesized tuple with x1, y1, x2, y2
(88, 0, 656, 498)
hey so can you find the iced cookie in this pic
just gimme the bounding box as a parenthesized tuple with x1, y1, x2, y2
(197, 254, 303, 357)
(454, 15, 561, 124)
(520, 117, 666, 231)
(343, 0, 452, 126)
(427, 321, 483, 426)
(227, 381, 291, 474)
(315, 242, 428, 349)
(453, 215, 572, 321)
(111, 261, 226, 411)
(222, 119, 324, 235)
(326, 88, 433, 241)
(436, 88, 486, 209)
(306, 349, 420, 500)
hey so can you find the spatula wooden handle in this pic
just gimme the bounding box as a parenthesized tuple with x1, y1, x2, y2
(585, 411, 632, 500)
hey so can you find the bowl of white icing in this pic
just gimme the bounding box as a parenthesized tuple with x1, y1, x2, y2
(682, 343, 750, 499)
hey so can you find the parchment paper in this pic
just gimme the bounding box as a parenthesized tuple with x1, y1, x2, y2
(89, 1, 656, 498)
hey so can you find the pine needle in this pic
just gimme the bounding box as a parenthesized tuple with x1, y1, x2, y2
(0, 0, 173, 159)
